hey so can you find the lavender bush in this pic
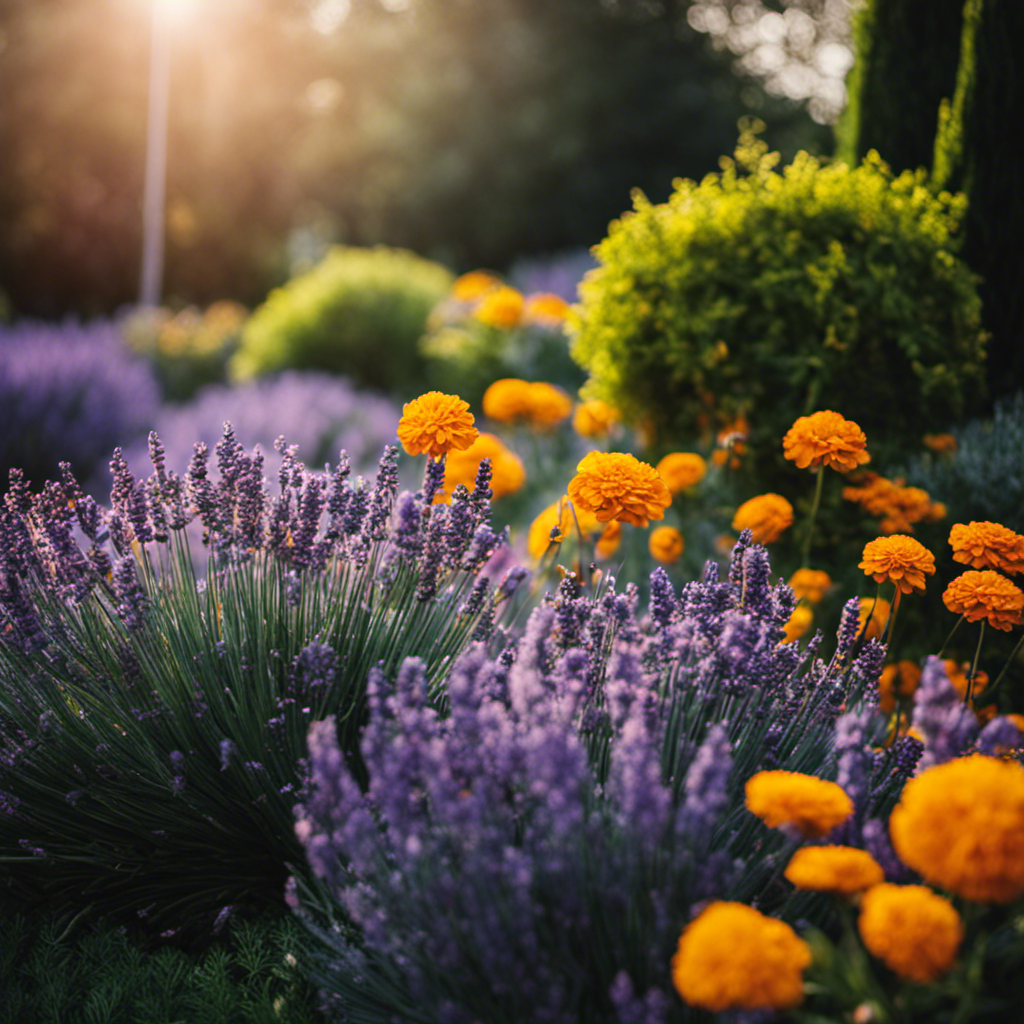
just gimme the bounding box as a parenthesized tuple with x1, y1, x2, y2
(294, 535, 913, 1023)
(119, 371, 404, 486)
(0, 430, 513, 936)
(0, 320, 160, 488)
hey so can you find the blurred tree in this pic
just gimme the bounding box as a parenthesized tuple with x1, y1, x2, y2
(839, 0, 1024, 401)
(0, 0, 827, 317)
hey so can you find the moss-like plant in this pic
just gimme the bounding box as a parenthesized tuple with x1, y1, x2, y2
(569, 129, 987, 466)
(232, 246, 452, 395)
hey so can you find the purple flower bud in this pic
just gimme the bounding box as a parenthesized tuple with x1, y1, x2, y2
(112, 556, 148, 632)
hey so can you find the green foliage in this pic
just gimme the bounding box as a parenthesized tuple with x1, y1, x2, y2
(233, 247, 452, 394)
(569, 129, 988, 466)
(0, 906, 323, 1024)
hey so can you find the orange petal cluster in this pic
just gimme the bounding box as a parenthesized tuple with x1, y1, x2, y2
(526, 499, 601, 560)
(522, 292, 571, 326)
(889, 755, 1024, 903)
(877, 659, 922, 714)
(473, 285, 524, 328)
(396, 391, 479, 460)
(783, 410, 870, 473)
(656, 452, 707, 495)
(731, 493, 794, 545)
(648, 526, 685, 565)
(788, 568, 832, 605)
(942, 570, 1024, 631)
(858, 884, 962, 983)
(437, 432, 525, 503)
(858, 535, 936, 594)
(572, 399, 620, 440)
(482, 378, 572, 428)
(745, 770, 853, 838)
(567, 451, 671, 528)
(784, 845, 884, 895)
(857, 597, 892, 641)
(672, 902, 811, 1012)
(949, 521, 1024, 576)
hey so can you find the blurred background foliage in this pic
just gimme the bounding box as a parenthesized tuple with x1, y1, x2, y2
(0, 0, 829, 319)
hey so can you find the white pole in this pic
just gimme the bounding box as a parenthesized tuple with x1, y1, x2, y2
(139, 0, 170, 308)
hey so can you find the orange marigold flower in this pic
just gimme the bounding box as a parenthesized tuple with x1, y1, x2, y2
(789, 568, 832, 605)
(438, 432, 525, 502)
(949, 521, 1024, 576)
(783, 410, 871, 473)
(671, 902, 811, 1012)
(567, 451, 671, 528)
(941, 659, 989, 704)
(745, 770, 853, 838)
(397, 391, 479, 460)
(890, 754, 1024, 902)
(858, 884, 962, 983)
(877, 659, 922, 714)
(572, 399, 620, 440)
(482, 378, 533, 423)
(784, 845, 884, 895)
(649, 526, 684, 565)
(524, 382, 573, 429)
(451, 270, 501, 302)
(732, 493, 794, 545)
(522, 292, 571, 326)
(656, 452, 707, 495)
(858, 597, 892, 641)
(878, 485, 937, 535)
(782, 604, 814, 643)
(595, 520, 622, 559)
(526, 500, 600, 561)
(858, 535, 936, 594)
(473, 285, 524, 328)
(923, 432, 958, 455)
(942, 570, 1024, 631)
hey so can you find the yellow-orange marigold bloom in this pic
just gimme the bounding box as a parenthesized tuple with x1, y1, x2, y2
(526, 500, 600, 560)
(858, 535, 936, 594)
(656, 452, 707, 495)
(745, 770, 853, 838)
(877, 660, 922, 714)
(671, 902, 811, 1012)
(942, 570, 1024, 631)
(940, 659, 989, 705)
(482, 378, 533, 423)
(949, 521, 1024, 576)
(783, 604, 814, 643)
(732, 494, 794, 545)
(572, 399, 620, 440)
(522, 292, 570, 326)
(789, 569, 832, 605)
(524, 382, 573, 429)
(397, 391, 479, 460)
(649, 526, 685, 565)
(858, 884, 962, 983)
(595, 520, 622, 559)
(438, 432, 525, 502)
(783, 410, 870, 473)
(784, 845, 884, 895)
(473, 285, 524, 328)
(890, 755, 1024, 903)
(451, 270, 501, 302)
(567, 451, 671, 528)
(923, 432, 958, 455)
(858, 597, 892, 641)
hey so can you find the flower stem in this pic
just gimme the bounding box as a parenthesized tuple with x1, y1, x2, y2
(881, 587, 902, 646)
(988, 627, 1024, 697)
(965, 619, 986, 706)
(938, 614, 967, 658)
(800, 466, 824, 568)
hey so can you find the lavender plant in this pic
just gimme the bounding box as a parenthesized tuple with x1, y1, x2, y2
(0, 319, 160, 489)
(0, 429, 512, 936)
(294, 534, 911, 1023)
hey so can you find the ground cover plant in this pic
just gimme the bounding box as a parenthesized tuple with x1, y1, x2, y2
(0, 421, 514, 935)
(0, 904, 324, 1024)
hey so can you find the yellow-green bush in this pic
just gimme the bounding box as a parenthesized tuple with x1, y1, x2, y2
(569, 130, 987, 464)
(232, 246, 452, 394)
